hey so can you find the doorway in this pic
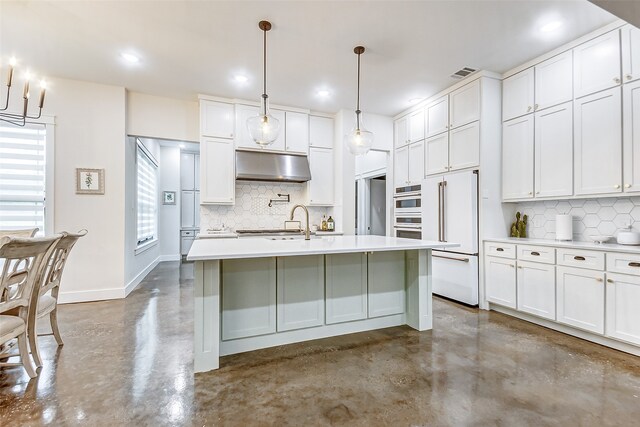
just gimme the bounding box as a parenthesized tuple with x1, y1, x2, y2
(356, 175, 387, 236)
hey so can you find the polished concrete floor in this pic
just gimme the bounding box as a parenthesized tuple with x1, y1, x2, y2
(2, 261, 640, 426)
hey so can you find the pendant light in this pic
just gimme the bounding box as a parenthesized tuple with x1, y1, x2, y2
(346, 46, 373, 155)
(247, 20, 281, 147)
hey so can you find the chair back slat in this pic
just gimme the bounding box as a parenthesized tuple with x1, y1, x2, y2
(40, 230, 87, 296)
(0, 228, 39, 238)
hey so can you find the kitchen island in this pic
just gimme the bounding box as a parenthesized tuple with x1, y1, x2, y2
(188, 235, 457, 373)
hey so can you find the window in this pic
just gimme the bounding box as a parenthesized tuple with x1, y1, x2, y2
(0, 123, 47, 234)
(136, 141, 158, 247)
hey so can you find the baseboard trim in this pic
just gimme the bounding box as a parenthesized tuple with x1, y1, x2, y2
(124, 257, 160, 297)
(58, 288, 126, 304)
(159, 254, 181, 262)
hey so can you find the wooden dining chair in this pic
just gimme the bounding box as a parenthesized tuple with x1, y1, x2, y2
(0, 235, 60, 378)
(0, 228, 39, 238)
(27, 230, 87, 368)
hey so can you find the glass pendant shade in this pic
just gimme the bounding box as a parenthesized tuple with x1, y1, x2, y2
(346, 125, 374, 155)
(247, 98, 281, 146)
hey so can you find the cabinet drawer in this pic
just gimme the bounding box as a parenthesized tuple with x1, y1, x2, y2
(556, 248, 604, 270)
(517, 245, 555, 264)
(485, 242, 516, 259)
(606, 252, 640, 275)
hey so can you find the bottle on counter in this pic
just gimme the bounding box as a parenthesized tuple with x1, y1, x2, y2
(321, 215, 328, 231)
(327, 216, 335, 231)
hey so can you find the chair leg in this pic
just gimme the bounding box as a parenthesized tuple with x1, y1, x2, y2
(27, 317, 43, 368)
(50, 309, 64, 346)
(17, 333, 37, 378)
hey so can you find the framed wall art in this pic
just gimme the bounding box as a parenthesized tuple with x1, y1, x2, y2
(76, 168, 105, 195)
(163, 191, 176, 205)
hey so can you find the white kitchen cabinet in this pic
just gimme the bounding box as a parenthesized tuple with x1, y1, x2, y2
(234, 104, 260, 149)
(623, 80, 640, 193)
(516, 260, 556, 320)
(556, 266, 605, 334)
(622, 25, 640, 84)
(573, 31, 621, 99)
(502, 115, 534, 200)
(181, 190, 195, 228)
(221, 257, 277, 340)
(485, 256, 516, 309)
(408, 109, 425, 143)
(425, 95, 449, 137)
(503, 68, 535, 121)
(394, 116, 409, 148)
(309, 116, 334, 149)
(574, 87, 622, 196)
(449, 79, 480, 129)
(284, 111, 309, 154)
(194, 155, 200, 191)
(180, 230, 195, 256)
(201, 100, 235, 139)
(307, 147, 334, 206)
(394, 144, 409, 186)
(408, 140, 425, 185)
(200, 138, 234, 204)
(326, 253, 367, 324)
(194, 191, 200, 227)
(448, 120, 479, 172)
(535, 101, 573, 198)
(606, 272, 640, 346)
(181, 153, 196, 191)
(368, 251, 405, 317)
(268, 109, 287, 151)
(535, 51, 573, 111)
(425, 133, 449, 176)
(277, 255, 324, 332)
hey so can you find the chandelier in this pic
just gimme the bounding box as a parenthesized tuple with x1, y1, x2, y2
(1, 57, 47, 127)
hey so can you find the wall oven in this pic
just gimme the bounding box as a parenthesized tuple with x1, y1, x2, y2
(394, 184, 422, 215)
(394, 212, 422, 240)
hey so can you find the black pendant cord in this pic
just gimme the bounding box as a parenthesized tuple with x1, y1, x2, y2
(262, 27, 268, 116)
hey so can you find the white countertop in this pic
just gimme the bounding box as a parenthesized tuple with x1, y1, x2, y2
(484, 237, 640, 254)
(187, 235, 458, 261)
(196, 230, 345, 239)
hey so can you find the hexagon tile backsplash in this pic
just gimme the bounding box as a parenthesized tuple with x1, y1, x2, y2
(200, 182, 331, 231)
(514, 197, 640, 242)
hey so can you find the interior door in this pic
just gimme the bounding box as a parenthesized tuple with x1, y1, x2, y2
(421, 175, 443, 242)
(442, 170, 478, 253)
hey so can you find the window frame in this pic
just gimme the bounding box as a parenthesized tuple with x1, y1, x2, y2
(134, 139, 159, 253)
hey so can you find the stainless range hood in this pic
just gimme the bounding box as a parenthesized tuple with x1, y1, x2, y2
(235, 150, 312, 183)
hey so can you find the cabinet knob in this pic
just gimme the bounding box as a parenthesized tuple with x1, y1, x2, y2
(230, 133, 234, 137)
(527, 106, 532, 112)
(528, 192, 533, 195)
(614, 184, 621, 189)
(510, 264, 515, 268)
(614, 77, 621, 84)
(596, 277, 604, 282)
(607, 278, 614, 283)
(534, 104, 539, 110)
(625, 184, 631, 189)
(536, 191, 540, 194)
(517, 266, 523, 269)
(627, 74, 633, 81)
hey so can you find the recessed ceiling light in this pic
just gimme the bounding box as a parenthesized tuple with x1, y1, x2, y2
(234, 75, 248, 83)
(316, 89, 330, 97)
(540, 20, 563, 33)
(120, 52, 140, 63)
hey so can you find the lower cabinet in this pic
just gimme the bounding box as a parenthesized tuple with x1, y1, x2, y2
(516, 261, 556, 320)
(326, 253, 368, 324)
(606, 272, 640, 345)
(485, 256, 517, 309)
(221, 258, 277, 340)
(368, 251, 406, 317)
(277, 255, 325, 332)
(556, 266, 605, 334)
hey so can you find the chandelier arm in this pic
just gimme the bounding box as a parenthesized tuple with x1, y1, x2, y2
(0, 86, 11, 111)
(0, 115, 26, 127)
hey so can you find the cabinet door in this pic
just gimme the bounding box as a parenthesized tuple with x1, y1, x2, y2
(285, 111, 309, 154)
(623, 80, 640, 192)
(426, 95, 449, 137)
(194, 154, 200, 191)
(408, 109, 425, 143)
(622, 25, 640, 84)
(234, 104, 260, 149)
(574, 31, 622, 99)
(421, 175, 443, 242)
(502, 115, 534, 200)
(180, 153, 195, 191)
(408, 140, 425, 185)
(485, 256, 516, 308)
(449, 121, 479, 171)
(194, 191, 200, 228)
(535, 101, 573, 198)
(425, 133, 449, 176)
(326, 253, 367, 324)
(574, 88, 622, 196)
(200, 138, 234, 204)
(450, 79, 480, 129)
(309, 116, 334, 148)
(201, 101, 234, 139)
(307, 147, 334, 206)
(394, 145, 409, 186)
(606, 272, 640, 345)
(535, 51, 573, 111)
(517, 261, 556, 320)
(556, 266, 605, 334)
(503, 68, 535, 121)
(394, 116, 409, 148)
(277, 255, 324, 331)
(368, 251, 405, 318)
(222, 257, 277, 340)
(269, 109, 287, 151)
(181, 190, 194, 228)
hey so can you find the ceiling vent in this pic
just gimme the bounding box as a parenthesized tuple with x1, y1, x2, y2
(450, 67, 477, 79)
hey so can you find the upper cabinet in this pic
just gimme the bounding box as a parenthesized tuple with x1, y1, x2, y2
(394, 115, 409, 148)
(622, 25, 640, 84)
(503, 68, 535, 121)
(234, 104, 260, 149)
(407, 140, 425, 185)
(534, 102, 573, 198)
(425, 95, 449, 137)
(307, 147, 334, 206)
(309, 116, 334, 149)
(449, 79, 480, 128)
(573, 30, 621, 99)
(623, 80, 640, 193)
(408, 109, 425, 143)
(284, 111, 309, 154)
(394, 144, 409, 186)
(535, 51, 573, 111)
(200, 138, 235, 204)
(502, 115, 534, 200)
(201, 101, 234, 139)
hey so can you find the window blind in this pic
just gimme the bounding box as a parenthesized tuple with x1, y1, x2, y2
(136, 143, 158, 245)
(0, 123, 47, 234)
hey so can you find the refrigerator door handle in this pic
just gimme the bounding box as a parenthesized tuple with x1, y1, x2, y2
(433, 253, 470, 263)
(441, 180, 447, 242)
(437, 182, 442, 242)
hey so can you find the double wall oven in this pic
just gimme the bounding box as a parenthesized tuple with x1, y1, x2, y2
(393, 184, 422, 239)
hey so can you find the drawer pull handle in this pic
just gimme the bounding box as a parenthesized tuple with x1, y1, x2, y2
(496, 248, 504, 252)
(629, 262, 640, 267)
(531, 251, 540, 256)
(607, 279, 614, 283)
(574, 256, 586, 261)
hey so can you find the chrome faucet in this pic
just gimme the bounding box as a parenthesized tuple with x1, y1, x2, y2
(290, 204, 311, 240)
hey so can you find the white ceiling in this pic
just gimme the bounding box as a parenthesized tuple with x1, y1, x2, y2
(0, 1, 616, 116)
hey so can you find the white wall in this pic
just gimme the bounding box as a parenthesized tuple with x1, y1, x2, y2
(159, 146, 181, 260)
(127, 91, 199, 142)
